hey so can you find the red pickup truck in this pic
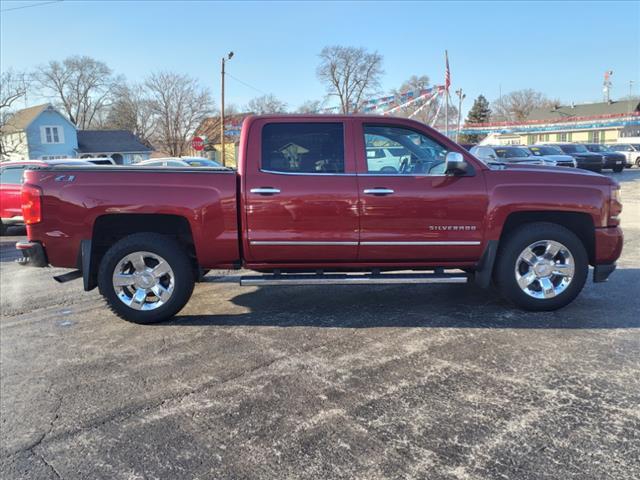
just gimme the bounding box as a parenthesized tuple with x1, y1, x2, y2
(17, 115, 623, 324)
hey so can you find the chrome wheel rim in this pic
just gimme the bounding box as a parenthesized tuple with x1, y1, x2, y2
(515, 240, 575, 299)
(112, 251, 174, 310)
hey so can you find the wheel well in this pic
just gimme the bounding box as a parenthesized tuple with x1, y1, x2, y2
(90, 214, 198, 282)
(500, 211, 595, 263)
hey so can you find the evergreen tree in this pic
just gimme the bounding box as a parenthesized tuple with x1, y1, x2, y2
(460, 95, 491, 143)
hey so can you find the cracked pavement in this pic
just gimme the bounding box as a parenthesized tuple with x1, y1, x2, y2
(1, 170, 639, 479)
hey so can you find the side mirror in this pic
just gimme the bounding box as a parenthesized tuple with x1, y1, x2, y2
(445, 151, 468, 175)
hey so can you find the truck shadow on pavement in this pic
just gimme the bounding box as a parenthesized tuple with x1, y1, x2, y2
(168, 268, 640, 330)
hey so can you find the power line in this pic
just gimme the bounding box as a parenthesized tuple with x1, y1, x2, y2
(1, 0, 62, 12)
(225, 72, 266, 95)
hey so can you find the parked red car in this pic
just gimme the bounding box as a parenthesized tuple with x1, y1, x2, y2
(1, 159, 94, 234)
(17, 115, 623, 323)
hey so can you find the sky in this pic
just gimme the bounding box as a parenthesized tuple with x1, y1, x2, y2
(1, 0, 639, 116)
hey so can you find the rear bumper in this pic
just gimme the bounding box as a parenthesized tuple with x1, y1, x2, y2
(15, 241, 48, 267)
(1, 216, 24, 226)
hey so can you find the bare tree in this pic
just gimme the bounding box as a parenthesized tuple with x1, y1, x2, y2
(492, 89, 558, 122)
(245, 94, 288, 114)
(102, 83, 156, 147)
(0, 70, 29, 159)
(317, 46, 383, 114)
(295, 99, 324, 114)
(34, 56, 122, 129)
(145, 72, 214, 157)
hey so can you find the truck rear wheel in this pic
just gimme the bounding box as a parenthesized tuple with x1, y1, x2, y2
(98, 233, 194, 324)
(495, 223, 588, 311)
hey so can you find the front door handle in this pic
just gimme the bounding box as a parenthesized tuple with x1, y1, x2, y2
(250, 187, 281, 195)
(363, 188, 394, 196)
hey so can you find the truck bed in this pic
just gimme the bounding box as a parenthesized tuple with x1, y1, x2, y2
(22, 166, 240, 269)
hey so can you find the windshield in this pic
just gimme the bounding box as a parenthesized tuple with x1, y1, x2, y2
(494, 147, 531, 158)
(560, 144, 589, 153)
(529, 146, 562, 156)
(587, 144, 610, 152)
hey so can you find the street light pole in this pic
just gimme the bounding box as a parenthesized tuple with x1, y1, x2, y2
(455, 88, 466, 143)
(220, 51, 233, 167)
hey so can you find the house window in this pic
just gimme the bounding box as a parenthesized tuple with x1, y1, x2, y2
(589, 131, 602, 143)
(40, 126, 64, 144)
(527, 135, 536, 144)
(558, 132, 567, 142)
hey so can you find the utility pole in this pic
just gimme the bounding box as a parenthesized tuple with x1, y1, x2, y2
(455, 88, 466, 143)
(444, 50, 450, 137)
(220, 51, 234, 167)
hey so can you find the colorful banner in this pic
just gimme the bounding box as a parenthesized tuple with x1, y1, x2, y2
(460, 116, 640, 135)
(361, 86, 443, 113)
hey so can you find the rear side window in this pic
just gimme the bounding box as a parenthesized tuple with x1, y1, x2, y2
(261, 123, 345, 173)
(0, 167, 25, 185)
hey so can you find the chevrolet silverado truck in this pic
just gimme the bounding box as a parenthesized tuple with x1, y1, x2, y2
(16, 115, 623, 324)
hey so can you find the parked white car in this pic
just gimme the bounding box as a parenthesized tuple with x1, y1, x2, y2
(137, 157, 223, 168)
(608, 143, 640, 167)
(525, 145, 577, 167)
(62, 157, 116, 165)
(470, 145, 550, 166)
(365, 147, 411, 173)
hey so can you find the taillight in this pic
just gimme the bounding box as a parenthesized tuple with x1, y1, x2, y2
(608, 186, 622, 226)
(21, 184, 42, 225)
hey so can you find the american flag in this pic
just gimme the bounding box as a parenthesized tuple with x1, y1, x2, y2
(445, 50, 451, 90)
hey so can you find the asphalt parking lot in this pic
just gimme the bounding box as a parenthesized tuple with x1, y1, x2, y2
(1, 170, 639, 480)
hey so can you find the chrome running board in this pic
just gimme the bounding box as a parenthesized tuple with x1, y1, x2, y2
(239, 271, 469, 286)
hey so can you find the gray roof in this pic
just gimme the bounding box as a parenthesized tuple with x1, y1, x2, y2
(77, 130, 152, 153)
(527, 99, 640, 121)
(0, 104, 50, 134)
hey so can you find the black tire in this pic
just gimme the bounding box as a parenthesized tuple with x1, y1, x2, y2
(495, 222, 588, 311)
(0, 221, 7, 236)
(613, 165, 624, 173)
(98, 233, 194, 324)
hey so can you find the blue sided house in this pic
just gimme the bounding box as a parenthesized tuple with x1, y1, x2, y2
(1, 104, 152, 164)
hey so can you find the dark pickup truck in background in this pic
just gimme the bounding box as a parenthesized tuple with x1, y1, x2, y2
(17, 115, 623, 323)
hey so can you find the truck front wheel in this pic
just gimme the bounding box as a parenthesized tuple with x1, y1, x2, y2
(495, 223, 588, 311)
(98, 233, 195, 324)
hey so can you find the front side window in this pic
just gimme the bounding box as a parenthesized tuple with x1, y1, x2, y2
(262, 122, 344, 174)
(0, 167, 25, 185)
(364, 125, 449, 175)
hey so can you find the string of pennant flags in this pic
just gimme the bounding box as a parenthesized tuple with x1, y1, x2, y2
(361, 86, 445, 113)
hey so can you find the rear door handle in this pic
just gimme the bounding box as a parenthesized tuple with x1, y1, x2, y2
(250, 187, 281, 195)
(363, 188, 394, 196)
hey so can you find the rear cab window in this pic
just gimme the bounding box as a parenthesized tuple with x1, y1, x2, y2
(261, 123, 345, 174)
